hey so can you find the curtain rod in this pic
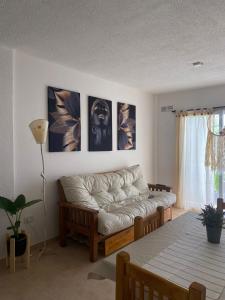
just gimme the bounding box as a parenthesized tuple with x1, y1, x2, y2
(172, 105, 225, 113)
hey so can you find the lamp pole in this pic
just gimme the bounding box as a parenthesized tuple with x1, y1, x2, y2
(38, 143, 48, 259)
(29, 119, 49, 259)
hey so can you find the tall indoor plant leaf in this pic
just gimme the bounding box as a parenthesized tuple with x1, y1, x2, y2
(0, 194, 42, 239)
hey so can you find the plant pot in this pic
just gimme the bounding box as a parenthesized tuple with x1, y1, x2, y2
(206, 226, 222, 244)
(7, 233, 27, 256)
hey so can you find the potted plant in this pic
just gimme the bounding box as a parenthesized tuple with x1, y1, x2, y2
(198, 204, 224, 244)
(0, 194, 41, 256)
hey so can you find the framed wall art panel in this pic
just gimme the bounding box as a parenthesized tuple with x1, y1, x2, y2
(88, 96, 112, 151)
(117, 102, 136, 150)
(48, 86, 81, 152)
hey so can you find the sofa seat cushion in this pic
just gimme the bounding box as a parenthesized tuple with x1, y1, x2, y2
(98, 195, 158, 235)
(97, 191, 176, 235)
(150, 191, 176, 208)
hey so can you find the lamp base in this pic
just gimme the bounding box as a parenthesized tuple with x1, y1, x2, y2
(38, 240, 56, 260)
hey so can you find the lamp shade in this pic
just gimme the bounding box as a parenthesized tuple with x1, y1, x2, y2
(29, 119, 49, 144)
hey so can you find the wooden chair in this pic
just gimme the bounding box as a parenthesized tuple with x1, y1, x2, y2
(134, 206, 164, 240)
(116, 251, 206, 300)
(217, 198, 225, 212)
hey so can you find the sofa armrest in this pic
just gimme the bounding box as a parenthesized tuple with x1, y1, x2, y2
(134, 206, 164, 240)
(59, 200, 99, 262)
(58, 178, 100, 261)
(58, 178, 99, 230)
(59, 202, 99, 215)
(57, 179, 99, 214)
(59, 202, 99, 230)
(148, 183, 172, 192)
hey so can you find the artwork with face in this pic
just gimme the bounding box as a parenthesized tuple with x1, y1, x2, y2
(117, 102, 136, 150)
(48, 86, 81, 152)
(88, 96, 112, 151)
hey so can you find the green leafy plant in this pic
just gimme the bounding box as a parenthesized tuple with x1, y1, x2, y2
(0, 194, 41, 239)
(198, 204, 224, 228)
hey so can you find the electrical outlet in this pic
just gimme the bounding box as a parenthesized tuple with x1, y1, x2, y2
(23, 216, 34, 224)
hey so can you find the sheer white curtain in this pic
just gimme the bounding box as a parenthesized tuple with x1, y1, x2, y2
(176, 114, 214, 209)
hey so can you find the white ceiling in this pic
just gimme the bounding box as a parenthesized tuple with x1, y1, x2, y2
(1, 0, 225, 93)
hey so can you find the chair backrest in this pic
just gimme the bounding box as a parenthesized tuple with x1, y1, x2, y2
(217, 198, 225, 211)
(116, 251, 206, 300)
(134, 206, 164, 240)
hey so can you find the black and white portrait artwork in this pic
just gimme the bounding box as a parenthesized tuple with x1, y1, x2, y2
(88, 96, 112, 151)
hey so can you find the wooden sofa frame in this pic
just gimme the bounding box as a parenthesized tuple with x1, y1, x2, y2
(148, 183, 173, 222)
(134, 206, 164, 241)
(58, 181, 172, 262)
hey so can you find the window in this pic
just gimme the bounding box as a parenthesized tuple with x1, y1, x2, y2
(213, 110, 225, 200)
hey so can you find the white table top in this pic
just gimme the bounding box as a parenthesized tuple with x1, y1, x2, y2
(92, 212, 225, 300)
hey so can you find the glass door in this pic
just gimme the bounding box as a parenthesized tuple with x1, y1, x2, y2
(213, 110, 225, 199)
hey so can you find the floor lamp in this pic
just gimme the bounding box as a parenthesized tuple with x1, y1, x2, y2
(29, 119, 49, 259)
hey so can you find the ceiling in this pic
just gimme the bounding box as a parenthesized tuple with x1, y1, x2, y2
(1, 0, 225, 93)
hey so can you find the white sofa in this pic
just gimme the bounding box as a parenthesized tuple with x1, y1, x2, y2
(59, 165, 176, 261)
(61, 165, 176, 236)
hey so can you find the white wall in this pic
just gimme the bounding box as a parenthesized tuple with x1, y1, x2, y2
(14, 51, 154, 244)
(0, 47, 14, 257)
(0, 47, 14, 197)
(154, 85, 225, 190)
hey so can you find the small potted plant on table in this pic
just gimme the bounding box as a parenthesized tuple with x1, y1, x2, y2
(0, 194, 41, 257)
(198, 204, 224, 244)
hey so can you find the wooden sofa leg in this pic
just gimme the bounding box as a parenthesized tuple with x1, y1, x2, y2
(164, 206, 172, 223)
(134, 216, 144, 241)
(90, 235, 98, 262)
(168, 206, 172, 221)
(59, 206, 67, 247)
(90, 213, 99, 262)
(157, 206, 165, 226)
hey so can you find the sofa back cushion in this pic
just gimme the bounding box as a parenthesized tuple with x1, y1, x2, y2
(115, 165, 149, 198)
(60, 165, 149, 209)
